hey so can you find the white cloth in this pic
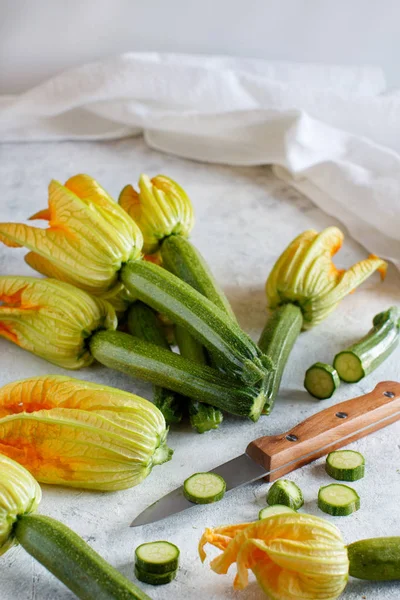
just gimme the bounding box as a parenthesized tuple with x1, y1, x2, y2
(0, 52, 399, 267)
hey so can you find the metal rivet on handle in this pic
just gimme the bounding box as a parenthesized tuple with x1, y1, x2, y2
(336, 412, 348, 419)
(286, 434, 298, 442)
(384, 391, 395, 398)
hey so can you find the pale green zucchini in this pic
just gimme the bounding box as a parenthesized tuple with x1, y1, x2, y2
(348, 537, 400, 580)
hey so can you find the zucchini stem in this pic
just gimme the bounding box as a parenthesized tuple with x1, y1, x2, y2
(258, 304, 303, 413)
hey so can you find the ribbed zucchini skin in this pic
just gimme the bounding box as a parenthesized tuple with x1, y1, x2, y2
(160, 235, 237, 321)
(15, 515, 151, 600)
(348, 537, 400, 580)
(258, 304, 303, 412)
(121, 261, 266, 384)
(90, 330, 264, 420)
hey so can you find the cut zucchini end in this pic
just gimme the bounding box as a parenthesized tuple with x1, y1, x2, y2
(267, 479, 304, 510)
(183, 472, 226, 504)
(135, 541, 180, 574)
(334, 352, 364, 383)
(134, 565, 177, 586)
(326, 450, 365, 482)
(249, 389, 267, 422)
(304, 362, 340, 399)
(318, 483, 360, 516)
(259, 505, 296, 520)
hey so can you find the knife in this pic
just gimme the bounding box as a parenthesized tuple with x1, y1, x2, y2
(131, 381, 400, 527)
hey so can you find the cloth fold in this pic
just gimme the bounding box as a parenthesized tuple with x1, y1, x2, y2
(0, 52, 399, 267)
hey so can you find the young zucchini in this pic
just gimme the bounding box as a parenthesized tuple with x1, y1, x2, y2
(348, 537, 400, 581)
(304, 362, 340, 399)
(318, 484, 360, 516)
(258, 304, 303, 413)
(258, 505, 296, 520)
(266, 479, 304, 510)
(135, 541, 180, 575)
(128, 302, 183, 425)
(334, 306, 400, 383)
(120, 260, 269, 385)
(134, 566, 177, 586)
(14, 514, 151, 600)
(89, 331, 265, 421)
(183, 473, 226, 504)
(326, 450, 365, 482)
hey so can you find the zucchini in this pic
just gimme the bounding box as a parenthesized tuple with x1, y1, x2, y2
(120, 260, 269, 385)
(160, 235, 236, 321)
(326, 450, 365, 482)
(258, 304, 303, 413)
(128, 303, 183, 425)
(334, 306, 400, 383)
(135, 541, 179, 575)
(266, 479, 304, 510)
(258, 505, 296, 520)
(304, 362, 340, 399)
(14, 514, 151, 600)
(89, 331, 265, 421)
(348, 537, 400, 581)
(175, 324, 223, 433)
(318, 484, 360, 516)
(134, 566, 177, 586)
(183, 472, 226, 504)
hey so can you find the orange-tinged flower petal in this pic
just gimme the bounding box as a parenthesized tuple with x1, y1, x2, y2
(0, 376, 171, 491)
(0, 276, 117, 369)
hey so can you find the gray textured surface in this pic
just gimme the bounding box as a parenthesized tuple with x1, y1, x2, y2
(0, 137, 399, 599)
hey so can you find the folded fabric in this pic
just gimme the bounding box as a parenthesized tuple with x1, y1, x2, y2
(0, 52, 398, 268)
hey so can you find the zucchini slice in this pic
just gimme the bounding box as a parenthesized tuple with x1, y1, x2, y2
(304, 362, 340, 399)
(318, 483, 360, 516)
(334, 306, 400, 383)
(134, 565, 177, 586)
(348, 537, 400, 581)
(183, 473, 226, 504)
(135, 541, 179, 574)
(259, 505, 296, 520)
(326, 450, 365, 482)
(266, 479, 304, 510)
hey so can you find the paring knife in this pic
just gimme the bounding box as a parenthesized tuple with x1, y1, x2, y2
(131, 381, 400, 527)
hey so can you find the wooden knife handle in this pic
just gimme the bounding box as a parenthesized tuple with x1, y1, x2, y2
(246, 381, 400, 482)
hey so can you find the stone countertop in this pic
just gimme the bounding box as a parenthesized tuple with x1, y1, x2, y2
(0, 138, 399, 600)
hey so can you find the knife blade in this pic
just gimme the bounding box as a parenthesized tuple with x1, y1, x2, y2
(131, 381, 400, 527)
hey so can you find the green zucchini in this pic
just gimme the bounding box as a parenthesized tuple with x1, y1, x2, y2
(325, 450, 365, 481)
(120, 260, 269, 385)
(14, 514, 151, 600)
(135, 541, 179, 575)
(175, 324, 223, 433)
(183, 472, 226, 504)
(318, 483, 360, 516)
(258, 304, 303, 413)
(160, 235, 236, 321)
(334, 306, 400, 383)
(304, 362, 340, 399)
(348, 537, 400, 581)
(90, 330, 265, 421)
(266, 479, 304, 510)
(134, 566, 177, 586)
(128, 303, 183, 425)
(258, 505, 296, 520)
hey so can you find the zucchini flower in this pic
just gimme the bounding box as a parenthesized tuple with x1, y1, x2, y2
(0, 276, 116, 369)
(0, 174, 143, 298)
(0, 376, 172, 491)
(0, 454, 41, 555)
(199, 513, 349, 600)
(119, 174, 194, 255)
(266, 226, 387, 329)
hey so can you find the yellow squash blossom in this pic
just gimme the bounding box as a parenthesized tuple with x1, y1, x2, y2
(0, 454, 41, 555)
(199, 513, 349, 600)
(266, 227, 387, 328)
(0, 276, 117, 369)
(0, 174, 143, 298)
(0, 376, 172, 491)
(119, 174, 195, 254)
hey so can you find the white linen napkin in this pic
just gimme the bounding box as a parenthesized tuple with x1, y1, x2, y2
(0, 52, 399, 268)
